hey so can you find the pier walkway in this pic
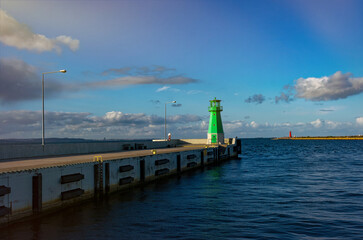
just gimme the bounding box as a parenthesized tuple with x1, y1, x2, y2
(0, 146, 205, 173)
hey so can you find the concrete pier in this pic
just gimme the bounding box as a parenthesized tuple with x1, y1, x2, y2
(0, 138, 241, 225)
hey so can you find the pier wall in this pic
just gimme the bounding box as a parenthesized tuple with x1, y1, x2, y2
(0, 141, 240, 225)
(0, 138, 236, 160)
(0, 139, 181, 160)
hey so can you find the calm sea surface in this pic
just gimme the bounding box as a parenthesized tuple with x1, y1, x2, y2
(1, 139, 363, 239)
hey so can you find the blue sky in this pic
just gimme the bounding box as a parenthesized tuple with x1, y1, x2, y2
(0, 0, 362, 139)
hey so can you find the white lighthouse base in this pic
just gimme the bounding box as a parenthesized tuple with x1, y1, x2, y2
(207, 133, 225, 144)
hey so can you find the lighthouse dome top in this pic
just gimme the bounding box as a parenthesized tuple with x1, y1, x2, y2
(209, 97, 221, 102)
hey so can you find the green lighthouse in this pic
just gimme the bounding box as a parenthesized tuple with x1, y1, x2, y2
(207, 97, 224, 144)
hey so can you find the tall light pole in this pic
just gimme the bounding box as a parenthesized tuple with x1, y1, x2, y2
(42, 69, 66, 149)
(165, 101, 176, 140)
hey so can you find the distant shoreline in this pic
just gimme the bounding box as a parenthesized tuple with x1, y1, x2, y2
(273, 136, 363, 140)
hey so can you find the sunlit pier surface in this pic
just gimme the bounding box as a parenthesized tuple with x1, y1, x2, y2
(0, 146, 206, 174)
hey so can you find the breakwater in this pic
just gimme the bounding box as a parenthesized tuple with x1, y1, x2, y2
(274, 136, 363, 140)
(0, 138, 241, 225)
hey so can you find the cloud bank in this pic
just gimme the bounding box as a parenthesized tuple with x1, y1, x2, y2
(0, 110, 203, 139)
(223, 118, 360, 138)
(0, 110, 361, 139)
(0, 9, 79, 53)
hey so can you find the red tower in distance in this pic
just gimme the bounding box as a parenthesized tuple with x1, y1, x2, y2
(289, 131, 292, 138)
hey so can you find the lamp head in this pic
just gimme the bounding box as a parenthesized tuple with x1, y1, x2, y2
(172, 101, 176, 103)
(59, 69, 67, 73)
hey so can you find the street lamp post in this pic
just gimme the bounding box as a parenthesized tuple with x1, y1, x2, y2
(165, 101, 176, 140)
(42, 69, 66, 149)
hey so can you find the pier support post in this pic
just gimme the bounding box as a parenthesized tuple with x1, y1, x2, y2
(201, 151, 204, 167)
(237, 138, 241, 154)
(32, 174, 42, 213)
(177, 155, 181, 176)
(140, 159, 145, 182)
(94, 164, 99, 198)
(105, 163, 110, 194)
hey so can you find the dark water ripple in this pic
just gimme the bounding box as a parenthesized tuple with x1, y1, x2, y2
(1, 139, 362, 239)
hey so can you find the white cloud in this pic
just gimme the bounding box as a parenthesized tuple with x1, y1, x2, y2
(250, 121, 259, 128)
(0, 9, 79, 53)
(55, 35, 80, 52)
(156, 86, 170, 92)
(356, 117, 363, 126)
(295, 71, 363, 101)
(307, 119, 351, 130)
(276, 71, 363, 103)
(310, 119, 322, 128)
